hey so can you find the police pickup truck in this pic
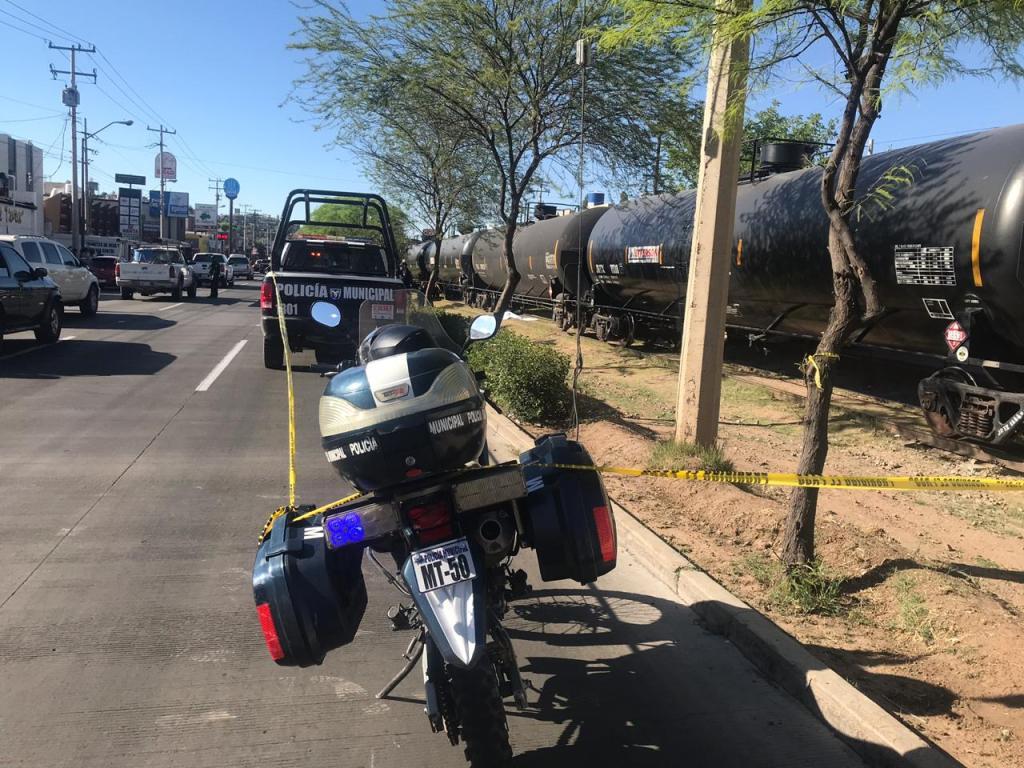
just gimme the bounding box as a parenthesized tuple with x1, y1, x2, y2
(260, 190, 404, 369)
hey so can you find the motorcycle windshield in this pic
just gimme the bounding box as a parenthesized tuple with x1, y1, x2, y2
(356, 289, 461, 354)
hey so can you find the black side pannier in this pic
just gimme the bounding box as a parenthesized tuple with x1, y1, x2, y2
(252, 512, 367, 667)
(519, 434, 617, 584)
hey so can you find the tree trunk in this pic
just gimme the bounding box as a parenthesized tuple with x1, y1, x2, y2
(491, 223, 520, 329)
(781, 230, 860, 565)
(424, 236, 442, 302)
(424, 264, 440, 303)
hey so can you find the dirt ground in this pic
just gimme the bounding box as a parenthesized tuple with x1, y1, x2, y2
(445, 301, 1024, 768)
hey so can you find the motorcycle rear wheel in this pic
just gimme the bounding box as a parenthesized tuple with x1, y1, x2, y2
(448, 656, 512, 767)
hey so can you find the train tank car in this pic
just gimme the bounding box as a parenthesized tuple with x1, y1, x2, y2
(587, 124, 1024, 445)
(510, 206, 609, 328)
(466, 228, 507, 307)
(405, 240, 435, 283)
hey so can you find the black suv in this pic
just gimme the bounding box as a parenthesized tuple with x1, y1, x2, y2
(0, 240, 62, 352)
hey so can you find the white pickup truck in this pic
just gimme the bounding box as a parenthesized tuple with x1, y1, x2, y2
(192, 253, 235, 287)
(117, 247, 197, 300)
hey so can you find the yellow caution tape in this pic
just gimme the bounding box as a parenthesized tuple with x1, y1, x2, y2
(271, 275, 297, 508)
(258, 283, 1022, 545)
(805, 352, 840, 390)
(547, 463, 1024, 491)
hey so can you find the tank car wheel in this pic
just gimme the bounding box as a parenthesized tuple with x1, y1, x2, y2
(920, 367, 975, 438)
(595, 320, 610, 343)
(621, 314, 636, 348)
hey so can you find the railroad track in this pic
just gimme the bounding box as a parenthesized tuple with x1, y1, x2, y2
(726, 368, 1024, 475)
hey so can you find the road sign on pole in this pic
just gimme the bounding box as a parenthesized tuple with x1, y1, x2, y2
(223, 178, 240, 200)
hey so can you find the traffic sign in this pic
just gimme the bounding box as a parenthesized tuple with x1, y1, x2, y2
(223, 178, 240, 200)
(944, 320, 968, 352)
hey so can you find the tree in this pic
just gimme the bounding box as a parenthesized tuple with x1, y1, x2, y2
(606, 0, 1024, 565)
(305, 200, 414, 253)
(290, 24, 496, 297)
(292, 0, 686, 325)
(659, 99, 837, 189)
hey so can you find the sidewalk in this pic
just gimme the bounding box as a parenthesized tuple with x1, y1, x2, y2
(486, 403, 963, 768)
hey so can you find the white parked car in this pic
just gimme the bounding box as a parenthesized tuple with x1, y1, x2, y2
(227, 254, 252, 280)
(0, 235, 101, 317)
(117, 247, 196, 300)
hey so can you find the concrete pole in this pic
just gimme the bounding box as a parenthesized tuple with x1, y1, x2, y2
(674, 0, 750, 446)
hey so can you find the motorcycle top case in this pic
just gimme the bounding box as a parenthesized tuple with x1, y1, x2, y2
(252, 512, 367, 667)
(319, 348, 486, 491)
(519, 434, 617, 584)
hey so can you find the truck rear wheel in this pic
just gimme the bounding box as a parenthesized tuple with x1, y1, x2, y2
(187, 282, 197, 298)
(120, 287, 133, 300)
(172, 280, 182, 301)
(264, 337, 284, 370)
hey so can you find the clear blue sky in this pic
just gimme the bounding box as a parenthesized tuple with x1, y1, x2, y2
(2, 0, 1022, 220)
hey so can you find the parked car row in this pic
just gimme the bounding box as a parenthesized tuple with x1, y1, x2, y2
(1, 240, 257, 353)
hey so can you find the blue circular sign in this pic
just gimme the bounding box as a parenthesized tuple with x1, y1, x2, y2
(223, 178, 240, 200)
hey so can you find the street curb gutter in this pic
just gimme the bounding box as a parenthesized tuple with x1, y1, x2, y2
(485, 404, 962, 768)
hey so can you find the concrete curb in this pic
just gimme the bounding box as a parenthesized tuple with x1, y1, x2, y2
(485, 404, 962, 768)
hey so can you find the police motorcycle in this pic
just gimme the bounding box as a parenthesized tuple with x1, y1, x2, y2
(252, 290, 618, 767)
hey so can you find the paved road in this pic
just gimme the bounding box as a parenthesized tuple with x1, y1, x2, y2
(0, 284, 865, 768)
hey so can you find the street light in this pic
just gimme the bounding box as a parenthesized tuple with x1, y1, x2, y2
(81, 119, 133, 241)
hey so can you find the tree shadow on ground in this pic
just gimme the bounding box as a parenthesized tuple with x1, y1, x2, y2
(504, 587, 958, 767)
(804, 642, 959, 719)
(841, 557, 1024, 593)
(61, 313, 176, 332)
(0, 339, 175, 379)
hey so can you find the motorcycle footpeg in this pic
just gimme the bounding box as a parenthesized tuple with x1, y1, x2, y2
(387, 603, 417, 631)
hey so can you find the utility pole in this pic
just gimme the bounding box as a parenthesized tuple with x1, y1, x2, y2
(82, 117, 90, 237)
(674, 0, 751, 446)
(207, 178, 223, 252)
(49, 43, 96, 255)
(147, 125, 176, 241)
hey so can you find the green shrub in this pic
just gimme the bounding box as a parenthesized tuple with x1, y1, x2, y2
(434, 309, 470, 347)
(467, 330, 571, 423)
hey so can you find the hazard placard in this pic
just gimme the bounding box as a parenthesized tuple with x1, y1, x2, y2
(944, 320, 968, 351)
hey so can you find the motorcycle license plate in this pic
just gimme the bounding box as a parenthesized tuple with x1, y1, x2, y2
(410, 538, 476, 593)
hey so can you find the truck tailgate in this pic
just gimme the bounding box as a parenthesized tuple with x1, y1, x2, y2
(120, 263, 172, 282)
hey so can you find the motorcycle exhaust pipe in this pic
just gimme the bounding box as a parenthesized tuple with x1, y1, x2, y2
(475, 510, 515, 559)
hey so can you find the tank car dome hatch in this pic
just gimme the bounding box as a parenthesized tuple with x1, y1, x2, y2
(758, 141, 818, 173)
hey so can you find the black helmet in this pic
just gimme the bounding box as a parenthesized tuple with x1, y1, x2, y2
(358, 324, 437, 364)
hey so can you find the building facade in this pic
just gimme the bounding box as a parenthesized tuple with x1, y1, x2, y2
(0, 134, 45, 236)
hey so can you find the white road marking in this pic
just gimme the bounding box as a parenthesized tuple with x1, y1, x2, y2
(0, 336, 76, 361)
(195, 340, 248, 392)
(158, 302, 184, 311)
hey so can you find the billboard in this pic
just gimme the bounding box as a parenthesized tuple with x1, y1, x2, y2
(155, 152, 177, 181)
(149, 190, 163, 217)
(194, 203, 217, 230)
(118, 187, 142, 235)
(166, 191, 189, 218)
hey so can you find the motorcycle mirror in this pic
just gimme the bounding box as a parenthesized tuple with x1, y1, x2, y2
(468, 314, 497, 342)
(311, 301, 341, 328)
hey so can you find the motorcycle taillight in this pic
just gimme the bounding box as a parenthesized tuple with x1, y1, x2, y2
(407, 498, 454, 545)
(255, 602, 284, 661)
(260, 280, 275, 310)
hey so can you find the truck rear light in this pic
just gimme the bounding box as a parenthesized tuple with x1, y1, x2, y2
(115, 262, 120, 277)
(255, 602, 284, 660)
(168, 265, 175, 279)
(407, 499, 454, 545)
(260, 281, 275, 310)
(592, 505, 615, 563)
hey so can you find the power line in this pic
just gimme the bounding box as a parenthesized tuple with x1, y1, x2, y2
(45, 118, 69, 178)
(0, 93, 65, 115)
(0, 0, 90, 44)
(0, 14, 48, 41)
